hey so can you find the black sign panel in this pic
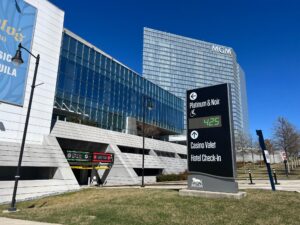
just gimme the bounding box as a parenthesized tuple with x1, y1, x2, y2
(187, 83, 235, 178)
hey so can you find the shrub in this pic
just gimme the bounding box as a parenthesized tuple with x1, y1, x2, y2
(156, 170, 188, 182)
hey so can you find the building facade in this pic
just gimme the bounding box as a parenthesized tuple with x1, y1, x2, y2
(0, 0, 80, 204)
(53, 30, 184, 137)
(0, 1, 186, 204)
(143, 28, 249, 138)
(237, 65, 249, 133)
(0, 0, 64, 145)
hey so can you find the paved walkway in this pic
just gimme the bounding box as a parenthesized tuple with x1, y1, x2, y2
(0, 217, 61, 225)
(238, 179, 300, 192)
(103, 179, 300, 192)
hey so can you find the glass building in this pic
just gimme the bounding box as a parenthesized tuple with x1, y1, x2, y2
(238, 65, 249, 134)
(142, 27, 249, 136)
(53, 29, 184, 136)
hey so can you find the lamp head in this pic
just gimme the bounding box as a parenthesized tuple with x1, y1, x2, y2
(12, 44, 24, 66)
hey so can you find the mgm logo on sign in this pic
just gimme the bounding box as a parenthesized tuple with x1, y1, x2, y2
(191, 177, 203, 189)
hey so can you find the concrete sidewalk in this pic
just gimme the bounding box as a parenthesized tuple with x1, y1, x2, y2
(133, 179, 300, 192)
(0, 217, 61, 225)
(238, 179, 300, 192)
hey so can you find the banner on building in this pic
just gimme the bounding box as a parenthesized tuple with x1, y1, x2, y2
(0, 0, 37, 106)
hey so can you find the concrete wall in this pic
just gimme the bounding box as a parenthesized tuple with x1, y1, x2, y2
(0, 136, 79, 204)
(236, 151, 282, 164)
(51, 120, 188, 185)
(0, 0, 64, 144)
(51, 120, 187, 155)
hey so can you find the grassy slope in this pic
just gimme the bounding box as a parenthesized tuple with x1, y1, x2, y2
(1, 188, 299, 225)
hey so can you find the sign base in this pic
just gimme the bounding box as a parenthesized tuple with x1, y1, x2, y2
(188, 174, 238, 193)
(179, 189, 246, 199)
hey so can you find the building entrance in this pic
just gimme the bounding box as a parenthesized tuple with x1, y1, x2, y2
(56, 138, 114, 186)
(72, 168, 92, 185)
(67, 153, 113, 186)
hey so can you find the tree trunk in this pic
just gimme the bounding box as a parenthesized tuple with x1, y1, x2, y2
(285, 148, 290, 173)
(242, 149, 245, 168)
(259, 154, 262, 166)
(251, 151, 255, 169)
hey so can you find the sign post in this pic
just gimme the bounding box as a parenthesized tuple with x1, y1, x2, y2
(185, 83, 239, 194)
(256, 130, 276, 191)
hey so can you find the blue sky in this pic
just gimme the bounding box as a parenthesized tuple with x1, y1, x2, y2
(49, 0, 300, 139)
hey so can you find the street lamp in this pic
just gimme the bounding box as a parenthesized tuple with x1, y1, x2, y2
(141, 96, 153, 187)
(8, 43, 40, 212)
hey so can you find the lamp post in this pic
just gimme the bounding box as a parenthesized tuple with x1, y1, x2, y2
(8, 43, 40, 212)
(141, 96, 153, 187)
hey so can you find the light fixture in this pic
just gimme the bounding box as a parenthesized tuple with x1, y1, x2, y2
(11, 44, 24, 66)
(8, 43, 40, 212)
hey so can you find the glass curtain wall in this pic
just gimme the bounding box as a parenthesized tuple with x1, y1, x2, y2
(54, 30, 184, 135)
(143, 27, 249, 135)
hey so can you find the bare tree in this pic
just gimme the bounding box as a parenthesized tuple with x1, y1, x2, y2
(254, 140, 263, 166)
(265, 139, 275, 163)
(247, 135, 259, 169)
(235, 130, 250, 167)
(247, 135, 254, 161)
(273, 117, 300, 159)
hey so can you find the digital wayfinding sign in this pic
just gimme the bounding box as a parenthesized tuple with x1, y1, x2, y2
(186, 83, 238, 193)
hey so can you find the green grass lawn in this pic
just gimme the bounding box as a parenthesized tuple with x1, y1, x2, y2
(1, 188, 300, 225)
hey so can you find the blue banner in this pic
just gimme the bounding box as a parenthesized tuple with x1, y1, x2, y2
(0, 0, 37, 106)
